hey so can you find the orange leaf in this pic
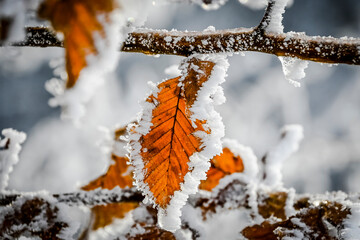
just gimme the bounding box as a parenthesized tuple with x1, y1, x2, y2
(130, 58, 216, 208)
(199, 147, 245, 191)
(82, 154, 137, 230)
(82, 154, 133, 191)
(89, 202, 138, 230)
(38, 0, 118, 88)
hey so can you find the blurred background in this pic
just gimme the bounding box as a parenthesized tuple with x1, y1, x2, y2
(0, 0, 360, 194)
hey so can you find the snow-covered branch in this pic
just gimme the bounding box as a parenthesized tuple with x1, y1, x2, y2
(2, 0, 359, 65)
(1, 179, 360, 239)
(123, 28, 360, 65)
(4, 20, 360, 66)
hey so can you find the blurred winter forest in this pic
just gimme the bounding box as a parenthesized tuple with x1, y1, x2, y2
(0, 0, 360, 196)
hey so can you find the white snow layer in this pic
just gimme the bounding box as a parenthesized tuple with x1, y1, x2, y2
(262, 124, 303, 188)
(279, 56, 309, 87)
(45, 0, 151, 122)
(0, 128, 26, 191)
(128, 54, 229, 232)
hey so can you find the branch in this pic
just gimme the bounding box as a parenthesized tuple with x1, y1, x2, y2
(0, 187, 143, 207)
(5, 24, 360, 66)
(1, 0, 360, 65)
(1, 180, 360, 239)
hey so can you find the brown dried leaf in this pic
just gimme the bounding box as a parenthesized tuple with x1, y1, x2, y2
(258, 192, 287, 220)
(242, 201, 350, 240)
(127, 224, 176, 240)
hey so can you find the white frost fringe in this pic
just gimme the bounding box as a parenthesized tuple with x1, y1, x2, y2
(279, 56, 309, 87)
(0, 128, 26, 191)
(128, 54, 229, 232)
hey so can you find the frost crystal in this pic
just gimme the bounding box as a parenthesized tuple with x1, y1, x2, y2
(279, 56, 309, 87)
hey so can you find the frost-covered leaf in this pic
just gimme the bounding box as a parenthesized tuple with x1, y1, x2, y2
(199, 139, 258, 193)
(199, 147, 244, 191)
(82, 154, 138, 230)
(38, 0, 118, 88)
(39, 0, 125, 120)
(130, 58, 214, 207)
(128, 56, 228, 231)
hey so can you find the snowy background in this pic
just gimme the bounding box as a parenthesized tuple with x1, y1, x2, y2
(0, 0, 360, 195)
